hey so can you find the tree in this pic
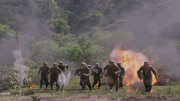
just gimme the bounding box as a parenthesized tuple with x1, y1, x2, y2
(31, 40, 60, 63)
(0, 24, 15, 38)
(54, 18, 70, 34)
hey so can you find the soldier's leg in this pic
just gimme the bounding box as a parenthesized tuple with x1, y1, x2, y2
(92, 78, 98, 88)
(147, 78, 152, 93)
(44, 77, 49, 89)
(98, 78, 101, 89)
(80, 78, 85, 90)
(86, 81, 91, 91)
(40, 78, 43, 88)
(56, 80, 59, 91)
(50, 79, 55, 90)
(143, 79, 148, 92)
(109, 78, 113, 90)
(114, 79, 119, 91)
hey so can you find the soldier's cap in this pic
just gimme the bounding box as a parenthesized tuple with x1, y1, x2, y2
(87, 65, 91, 67)
(144, 61, 149, 65)
(53, 63, 57, 66)
(95, 63, 99, 65)
(59, 61, 63, 64)
(43, 62, 48, 65)
(109, 60, 115, 64)
(117, 62, 121, 65)
(81, 62, 87, 66)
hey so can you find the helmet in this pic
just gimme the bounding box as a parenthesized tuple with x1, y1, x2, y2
(117, 62, 121, 65)
(59, 61, 63, 64)
(95, 63, 99, 65)
(43, 62, 48, 65)
(53, 63, 57, 66)
(109, 60, 114, 64)
(81, 62, 87, 66)
(144, 61, 149, 65)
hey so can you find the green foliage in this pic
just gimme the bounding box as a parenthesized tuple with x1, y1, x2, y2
(54, 18, 70, 34)
(0, 24, 15, 38)
(31, 40, 60, 63)
(0, 66, 18, 91)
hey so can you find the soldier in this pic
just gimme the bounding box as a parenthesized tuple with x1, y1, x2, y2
(117, 62, 125, 88)
(47, 63, 61, 91)
(137, 61, 158, 93)
(92, 63, 103, 89)
(75, 62, 91, 91)
(58, 61, 68, 72)
(104, 60, 120, 91)
(38, 62, 49, 89)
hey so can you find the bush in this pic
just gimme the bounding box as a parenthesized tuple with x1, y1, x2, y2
(0, 66, 18, 91)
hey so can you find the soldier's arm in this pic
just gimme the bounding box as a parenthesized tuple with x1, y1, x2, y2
(151, 67, 157, 78)
(100, 68, 103, 77)
(75, 68, 81, 76)
(66, 65, 68, 70)
(104, 65, 108, 72)
(83, 68, 91, 76)
(47, 68, 51, 75)
(122, 68, 125, 77)
(115, 66, 121, 75)
(38, 67, 42, 75)
(137, 67, 143, 79)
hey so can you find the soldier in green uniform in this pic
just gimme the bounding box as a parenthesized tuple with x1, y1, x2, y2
(92, 63, 103, 89)
(137, 61, 158, 93)
(117, 62, 125, 88)
(38, 62, 49, 89)
(75, 62, 91, 91)
(104, 60, 120, 91)
(47, 63, 61, 91)
(58, 61, 68, 72)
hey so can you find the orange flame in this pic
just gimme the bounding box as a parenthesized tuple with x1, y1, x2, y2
(30, 82, 35, 88)
(126, 88, 138, 93)
(109, 45, 157, 86)
(95, 82, 99, 87)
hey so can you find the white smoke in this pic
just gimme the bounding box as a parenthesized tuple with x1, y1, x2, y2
(13, 49, 29, 95)
(57, 72, 71, 91)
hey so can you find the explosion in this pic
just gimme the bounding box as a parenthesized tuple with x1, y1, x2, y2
(109, 45, 157, 86)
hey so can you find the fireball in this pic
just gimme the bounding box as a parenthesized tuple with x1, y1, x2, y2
(109, 45, 157, 86)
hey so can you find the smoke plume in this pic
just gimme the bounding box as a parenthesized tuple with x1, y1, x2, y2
(57, 72, 71, 91)
(13, 49, 29, 95)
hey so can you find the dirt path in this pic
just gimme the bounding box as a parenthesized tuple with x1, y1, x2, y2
(1, 94, 180, 101)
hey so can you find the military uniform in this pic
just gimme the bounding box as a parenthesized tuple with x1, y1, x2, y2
(38, 65, 49, 88)
(92, 66, 103, 89)
(75, 66, 91, 91)
(48, 66, 61, 91)
(117, 64, 125, 88)
(104, 64, 120, 91)
(137, 65, 157, 92)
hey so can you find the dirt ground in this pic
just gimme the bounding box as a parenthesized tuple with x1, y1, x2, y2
(1, 94, 180, 101)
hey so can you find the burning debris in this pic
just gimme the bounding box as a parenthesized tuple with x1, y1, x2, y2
(30, 82, 35, 88)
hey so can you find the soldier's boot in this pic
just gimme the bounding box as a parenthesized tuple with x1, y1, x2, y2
(56, 84, 59, 91)
(92, 81, 97, 88)
(86, 82, 91, 91)
(40, 79, 43, 88)
(98, 81, 101, 89)
(148, 84, 152, 93)
(109, 84, 113, 90)
(116, 83, 119, 92)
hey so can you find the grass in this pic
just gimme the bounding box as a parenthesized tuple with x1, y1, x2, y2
(4, 77, 180, 99)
